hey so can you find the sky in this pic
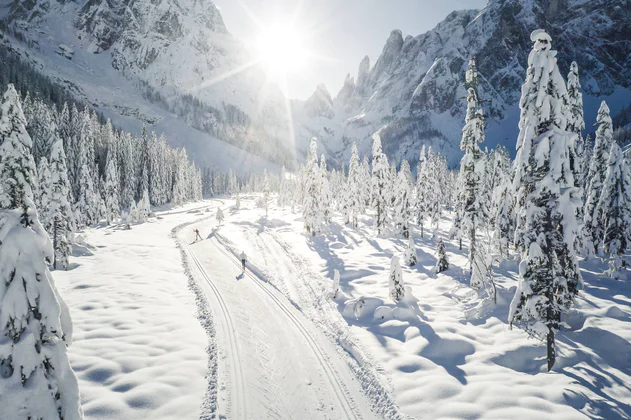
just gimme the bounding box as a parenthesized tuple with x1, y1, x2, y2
(213, 0, 488, 100)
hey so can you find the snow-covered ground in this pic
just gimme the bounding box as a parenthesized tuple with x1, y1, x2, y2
(55, 196, 631, 419)
(214, 195, 631, 420)
(54, 201, 219, 420)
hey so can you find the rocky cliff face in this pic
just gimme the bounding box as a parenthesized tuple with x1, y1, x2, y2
(1, 0, 630, 168)
(294, 0, 631, 167)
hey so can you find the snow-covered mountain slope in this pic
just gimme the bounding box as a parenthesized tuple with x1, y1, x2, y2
(0, 0, 292, 168)
(293, 0, 631, 166)
(2, 0, 630, 169)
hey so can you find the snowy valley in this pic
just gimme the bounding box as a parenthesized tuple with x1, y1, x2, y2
(1, 0, 631, 419)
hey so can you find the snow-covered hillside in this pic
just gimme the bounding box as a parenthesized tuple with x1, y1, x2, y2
(295, 0, 631, 166)
(2, 0, 631, 168)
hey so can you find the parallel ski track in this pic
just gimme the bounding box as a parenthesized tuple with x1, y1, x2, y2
(185, 240, 248, 419)
(207, 236, 361, 420)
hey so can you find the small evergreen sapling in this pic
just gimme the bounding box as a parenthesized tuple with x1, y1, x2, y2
(389, 256, 405, 302)
(404, 236, 418, 266)
(235, 193, 241, 210)
(216, 207, 225, 225)
(333, 269, 341, 298)
(435, 240, 449, 273)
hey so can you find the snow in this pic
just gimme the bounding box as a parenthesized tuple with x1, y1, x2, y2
(53, 202, 218, 419)
(213, 195, 631, 419)
(31, 190, 631, 420)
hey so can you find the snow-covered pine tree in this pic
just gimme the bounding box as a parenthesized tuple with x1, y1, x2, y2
(332, 269, 341, 298)
(416, 145, 430, 237)
(360, 155, 371, 210)
(137, 188, 151, 223)
(103, 140, 120, 225)
(119, 132, 136, 208)
(509, 30, 582, 371)
(393, 163, 413, 238)
(404, 235, 418, 266)
(596, 141, 631, 277)
(136, 124, 150, 202)
(493, 156, 515, 260)
(319, 154, 331, 225)
(0, 84, 83, 419)
(371, 134, 390, 235)
(263, 169, 270, 216)
(435, 239, 449, 273)
(235, 192, 241, 210)
(303, 138, 320, 236)
(425, 147, 442, 227)
(345, 142, 362, 227)
(389, 256, 405, 302)
(49, 137, 76, 269)
(566, 61, 586, 253)
(216, 206, 225, 225)
(584, 101, 614, 257)
(37, 156, 53, 232)
(74, 115, 99, 227)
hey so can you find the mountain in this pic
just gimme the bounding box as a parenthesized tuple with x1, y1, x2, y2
(1, 0, 630, 170)
(0, 0, 293, 170)
(293, 0, 631, 167)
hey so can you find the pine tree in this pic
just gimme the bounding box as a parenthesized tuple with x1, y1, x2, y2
(0, 84, 83, 419)
(37, 157, 53, 232)
(49, 137, 76, 269)
(509, 30, 582, 371)
(303, 138, 320, 236)
(332, 269, 341, 298)
(597, 141, 631, 278)
(389, 256, 405, 302)
(435, 239, 449, 273)
(456, 58, 486, 274)
(319, 154, 331, 225)
(263, 169, 270, 216)
(216, 207, 225, 225)
(404, 235, 418, 266)
(393, 163, 413, 238)
(584, 101, 614, 257)
(235, 192, 241, 210)
(416, 145, 430, 238)
(103, 140, 120, 225)
(345, 143, 362, 227)
(371, 133, 389, 234)
(566, 61, 586, 253)
(74, 120, 99, 226)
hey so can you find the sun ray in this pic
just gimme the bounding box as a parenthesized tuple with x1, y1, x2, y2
(187, 60, 261, 94)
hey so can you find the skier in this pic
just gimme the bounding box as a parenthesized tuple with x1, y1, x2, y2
(194, 228, 202, 242)
(240, 250, 247, 272)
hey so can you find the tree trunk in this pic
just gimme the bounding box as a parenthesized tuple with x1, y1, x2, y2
(459, 238, 462, 250)
(547, 327, 555, 372)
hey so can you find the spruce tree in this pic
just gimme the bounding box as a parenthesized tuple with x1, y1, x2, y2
(435, 239, 449, 273)
(103, 140, 120, 225)
(0, 84, 83, 419)
(597, 141, 631, 278)
(263, 169, 270, 217)
(49, 138, 76, 269)
(584, 101, 614, 257)
(456, 58, 486, 275)
(371, 134, 389, 234)
(389, 256, 405, 302)
(404, 235, 418, 266)
(345, 142, 362, 228)
(216, 207, 225, 225)
(319, 155, 331, 225)
(37, 156, 53, 232)
(509, 30, 582, 371)
(303, 138, 320, 236)
(393, 164, 413, 238)
(416, 146, 430, 238)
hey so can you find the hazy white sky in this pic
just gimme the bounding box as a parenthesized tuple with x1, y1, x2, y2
(213, 0, 488, 100)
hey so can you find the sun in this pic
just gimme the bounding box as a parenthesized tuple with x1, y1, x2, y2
(254, 22, 310, 82)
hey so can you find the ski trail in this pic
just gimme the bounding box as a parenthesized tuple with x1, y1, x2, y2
(208, 237, 363, 420)
(184, 240, 248, 419)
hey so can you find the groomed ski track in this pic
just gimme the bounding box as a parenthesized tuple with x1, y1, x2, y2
(177, 203, 378, 419)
